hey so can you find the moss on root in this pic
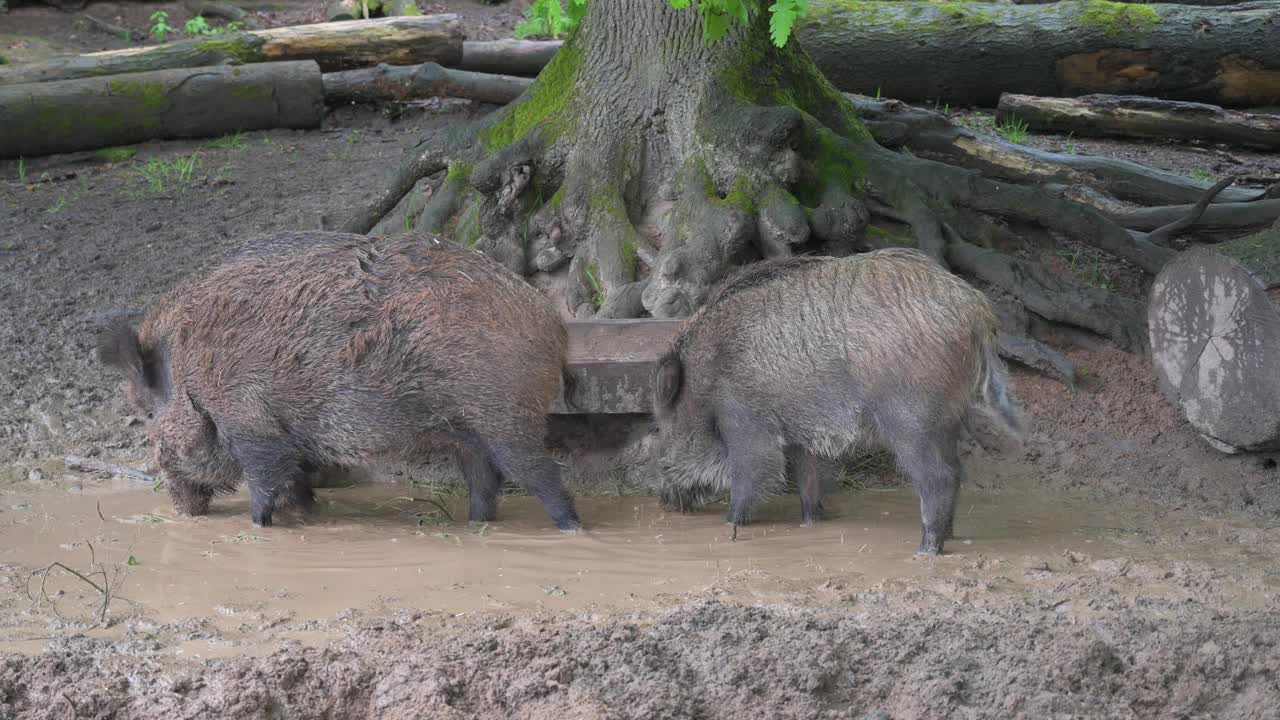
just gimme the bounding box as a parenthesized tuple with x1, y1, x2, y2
(794, 127, 867, 207)
(1078, 0, 1159, 38)
(480, 41, 581, 151)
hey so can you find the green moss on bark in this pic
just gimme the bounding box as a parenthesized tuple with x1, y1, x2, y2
(1079, 0, 1159, 38)
(108, 79, 168, 111)
(196, 37, 262, 65)
(480, 41, 581, 151)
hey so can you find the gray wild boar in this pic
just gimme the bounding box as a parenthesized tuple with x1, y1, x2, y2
(651, 248, 1024, 555)
(96, 231, 581, 532)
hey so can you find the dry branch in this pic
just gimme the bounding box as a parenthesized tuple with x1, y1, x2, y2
(0, 14, 463, 85)
(997, 94, 1280, 151)
(323, 62, 532, 105)
(1108, 198, 1280, 233)
(64, 455, 157, 484)
(1148, 228, 1280, 452)
(0, 62, 324, 159)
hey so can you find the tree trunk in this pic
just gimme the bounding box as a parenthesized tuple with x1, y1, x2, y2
(1148, 228, 1280, 452)
(796, 0, 1280, 108)
(323, 62, 532, 105)
(350, 0, 1252, 368)
(0, 61, 323, 159)
(997, 93, 1280, 151)
(0, 15, 463, 85)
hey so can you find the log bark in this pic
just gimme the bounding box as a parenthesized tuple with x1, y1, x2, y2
(0, 15, 463, 85)
(1013, 0, 1244, 4)
(997, 93, 1280, 151)
(455, 39, 563, 77)
(0, 61, 324, 159)
(323, 62, 532, 105)
(796, 1, 1280, 108)
(1148, 228, 1280, 452)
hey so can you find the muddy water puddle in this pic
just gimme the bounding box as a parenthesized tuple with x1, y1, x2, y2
(1, 480, 1275, 653)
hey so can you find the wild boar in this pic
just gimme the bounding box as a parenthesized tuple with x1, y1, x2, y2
(651, 248, 1024, 555)
(96, 231, 581, 532)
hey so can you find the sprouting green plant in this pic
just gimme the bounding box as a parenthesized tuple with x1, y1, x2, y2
(17, 157, 25, 182)
(126, 555, 140, 566)
(404, 211, 416, 232)
(1063, 132, 1077, 155)
(515, 0, 587, 39)
(874, 87, 882, 100)
(47, 194, 69, 214)
(583, 264, 604, 307)
(184, 16, 242, 36)
(1189, 168, 1214, 182)
(996, 117, 1029, 144)
(136, 152, 202, 193)
(184, 16, 212, 35)
(149, 11, 176, 43)
(206, 132, 248, 150)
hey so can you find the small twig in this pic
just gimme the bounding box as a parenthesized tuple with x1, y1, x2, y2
(64, 455, 156, 484)
(82, 14, 132, 41)
(1141, 175, 1235, 246)
(26, 541, 132, 630)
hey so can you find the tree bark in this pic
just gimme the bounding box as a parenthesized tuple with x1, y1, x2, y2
(0, 61, 324, 159)
(1148, 228, 1280, 452)
(997, 93, 1280, 151)
(796, 0, 1280, 108)
(0, 15, 463, 85)
(323, 62, 532, 105)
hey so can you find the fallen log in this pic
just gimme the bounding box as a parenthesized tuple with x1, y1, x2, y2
(0, 61, 324, 159)
(0, 15, 463, 85)
(1148, 228, 1280, 452)
(323, 62, 532, 105)
(797, 0, 1280, 108)
(455, 39, 563, 77)
(997, 94, 1280, 151)
(848, 94, 1266, 208)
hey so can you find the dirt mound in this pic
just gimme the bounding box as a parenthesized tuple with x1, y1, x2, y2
(3, 598, 1277, 719)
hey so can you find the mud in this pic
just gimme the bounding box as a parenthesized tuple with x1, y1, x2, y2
(3, 1, 1280, 717)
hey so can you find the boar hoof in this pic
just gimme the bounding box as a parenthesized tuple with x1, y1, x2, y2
(252, 513, 274, 528)
(915, 544, 943, 557)
(559, 526, 581, 536)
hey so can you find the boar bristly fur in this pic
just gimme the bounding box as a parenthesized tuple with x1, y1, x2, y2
(97, 231, 580, 531)
(651, 248, 1024, 555)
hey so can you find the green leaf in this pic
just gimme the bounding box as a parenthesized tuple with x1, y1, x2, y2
(669, 0, 691, 8)
(767, 0, 801, 47)
(126, 555, 140, 566)
(701, 10, 730, 42)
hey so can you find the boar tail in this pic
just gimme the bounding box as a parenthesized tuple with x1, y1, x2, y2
(971, 333, 1026, 440)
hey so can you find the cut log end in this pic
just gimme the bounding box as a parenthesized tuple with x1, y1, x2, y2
(1149, 244, 1280, 453)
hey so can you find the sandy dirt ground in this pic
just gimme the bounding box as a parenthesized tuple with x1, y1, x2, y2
(2, 1, 1280, 718)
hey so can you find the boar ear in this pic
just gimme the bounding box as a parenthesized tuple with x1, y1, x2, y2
(183, 391, 219, 443)
(655, 351, 683, 409)
(96, 311, 146, 384)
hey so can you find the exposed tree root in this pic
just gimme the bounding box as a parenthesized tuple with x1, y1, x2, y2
(348, 2, 1269, 374)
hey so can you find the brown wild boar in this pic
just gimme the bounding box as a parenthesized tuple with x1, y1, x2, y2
(96, 231, 581, 531)
(651, 248, 1024, 555)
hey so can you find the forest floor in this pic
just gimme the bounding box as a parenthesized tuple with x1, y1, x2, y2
(1, 2, 1279, 718)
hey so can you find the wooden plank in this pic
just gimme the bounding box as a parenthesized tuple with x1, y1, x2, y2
(552, 319, 683, 414)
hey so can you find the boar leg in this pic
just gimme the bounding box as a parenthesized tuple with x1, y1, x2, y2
(891, 430, 962, 556)
(722, 413, 786, 532)
(487, 441, 581, 532)
(791, 446, 825, 527)
(234, 440, 302, 528)
(456, 442, 501, 524)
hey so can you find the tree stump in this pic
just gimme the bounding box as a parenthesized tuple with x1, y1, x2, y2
(1149, 228, 1280, 452)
